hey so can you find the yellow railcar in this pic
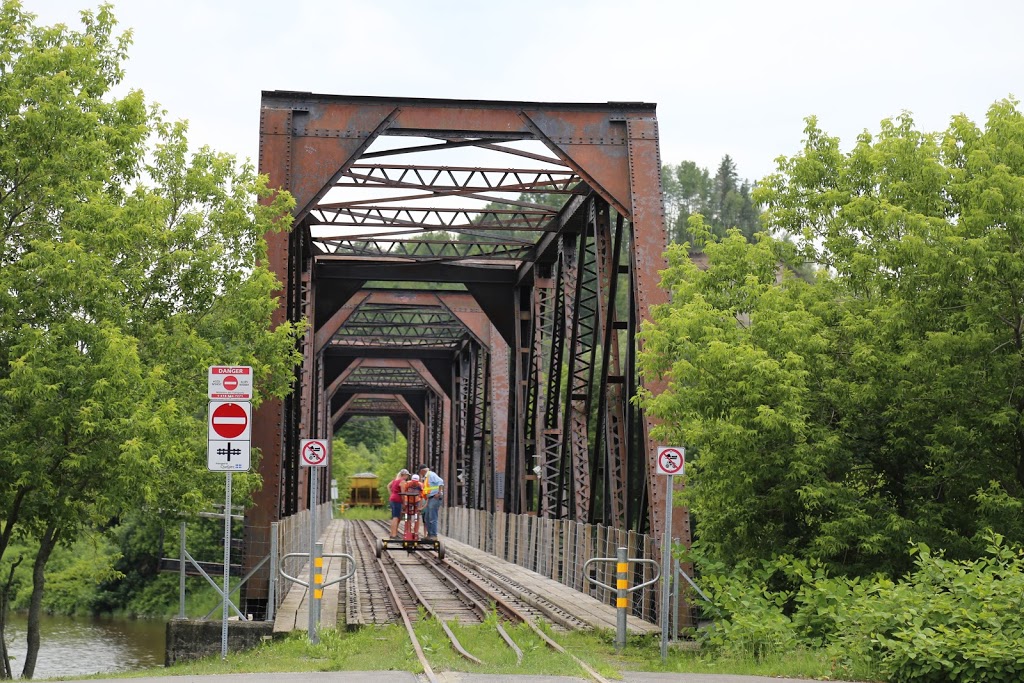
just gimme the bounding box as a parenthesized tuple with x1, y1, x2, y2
(348, 472, 382, 508)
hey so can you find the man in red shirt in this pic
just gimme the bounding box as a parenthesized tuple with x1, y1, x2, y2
(387, 468, 410, 538)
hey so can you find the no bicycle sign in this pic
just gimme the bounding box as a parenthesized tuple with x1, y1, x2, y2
(300, 439, 330, 468)
(656, 446, 685, 476)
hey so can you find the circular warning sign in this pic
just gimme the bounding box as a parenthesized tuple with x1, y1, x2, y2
(300, 439, 329, 467)
(223, 375, 239, 391)
(656, 447, 685, 476)
(211, 402, 248, 439)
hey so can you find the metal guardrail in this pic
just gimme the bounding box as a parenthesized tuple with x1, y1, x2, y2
(279, 541, 356, 642)
(584, 547, 659, 651)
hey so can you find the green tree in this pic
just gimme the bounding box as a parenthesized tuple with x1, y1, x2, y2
(662, 156, 761, 244)
(0, 4, 300, 676)
(376, 436, 410, 503)
(338, 416, 398, 455)
(641, 99, 1024, 577)
(662, 160, 711, 244)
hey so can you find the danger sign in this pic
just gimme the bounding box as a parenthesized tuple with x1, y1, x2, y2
(300, 439, 329, 468)
(656, 447, 685, 476)
(208, 366, 253, 400)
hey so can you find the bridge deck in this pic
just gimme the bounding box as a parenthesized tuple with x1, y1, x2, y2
(272, 520, 348, 633)
(273, 518, 659, 636)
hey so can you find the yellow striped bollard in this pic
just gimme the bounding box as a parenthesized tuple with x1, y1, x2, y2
(584, 547, 660, 652)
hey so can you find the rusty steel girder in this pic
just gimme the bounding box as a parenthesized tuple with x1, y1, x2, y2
(245, 93, 683, 619)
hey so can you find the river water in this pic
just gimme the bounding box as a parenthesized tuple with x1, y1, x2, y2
(4, 612, 165, 679)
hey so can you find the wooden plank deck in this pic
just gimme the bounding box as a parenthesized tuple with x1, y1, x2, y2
(273, 519, 349, 634)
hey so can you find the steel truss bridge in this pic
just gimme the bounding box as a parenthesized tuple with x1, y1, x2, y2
(243, 93, 689, 617)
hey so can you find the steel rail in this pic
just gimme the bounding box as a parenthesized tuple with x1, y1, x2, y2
(405, 535, 524, 665)
(365, 521, 609, 683)
(438, 550, 612, 683)
(455, 555, 587, 631)
(343, 515, 397, 625)
(364, 520, 525, 664)
(353, 521, 481, 666)
(350, 521, 438, 682)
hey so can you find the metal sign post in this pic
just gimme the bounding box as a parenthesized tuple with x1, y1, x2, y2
(660, 473, 673, 661)
(308, 465, 318, 643)
(221, 471, 232, 659)
(655, 446, 685, 662)
(206, 368, 252, 660)
(299, 439, 329, 643)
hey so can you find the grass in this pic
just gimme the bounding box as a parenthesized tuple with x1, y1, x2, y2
(335, 506, 390, 521)
(127, 509, 853, 680)
(92, 618, 857, 682)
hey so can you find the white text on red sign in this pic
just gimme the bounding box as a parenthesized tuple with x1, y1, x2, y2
(208, 366, 254, 400)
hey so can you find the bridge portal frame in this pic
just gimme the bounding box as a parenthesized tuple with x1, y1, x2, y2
(243, 93, 687, 619)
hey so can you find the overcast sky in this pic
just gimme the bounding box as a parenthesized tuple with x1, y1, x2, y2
(34, 0, 1024, 182)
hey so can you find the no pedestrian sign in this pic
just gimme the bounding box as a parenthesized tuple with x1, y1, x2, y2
(656, 447, 685, 476)
(208, 366, 253, 401)
(208, 401, 251, 472)
(300, 439, 329, 468)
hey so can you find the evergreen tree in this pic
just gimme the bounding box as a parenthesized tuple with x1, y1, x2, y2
(662, 155, 761, 245)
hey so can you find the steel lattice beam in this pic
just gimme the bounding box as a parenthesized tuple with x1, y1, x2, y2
(247, 93, 680, 621)
(560, 209, 599, 521)
(593, 205, 629, 528)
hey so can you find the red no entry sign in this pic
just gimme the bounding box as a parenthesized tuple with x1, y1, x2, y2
(208, 401, 251, 472)
(223, 375, 238, 391)
(210, 402, 250, 439)
(656, 446, 685, 476)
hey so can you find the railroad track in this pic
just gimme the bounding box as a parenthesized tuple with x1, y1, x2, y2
(443, 550, 591, 631)
(351, 519, 611, 683)
(344, 518, 399, 625)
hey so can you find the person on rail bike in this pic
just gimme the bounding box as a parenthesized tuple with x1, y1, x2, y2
(388, 468, 410, 539)
(400, 473, 425, 539)
(418, 465, 445, 541)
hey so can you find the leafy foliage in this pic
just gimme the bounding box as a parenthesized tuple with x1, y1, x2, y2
(331, 437, 370, 504)
(331, 421, 408, 505)
(829, 536, 1024, 682)
(15, 535, 121, 616)
(337, 416, 398, 453)
(689, 537, 1024, 683)
(0, 3, 301, 674)
(375, 437, 411, 502)
(641, 99, 1024, 577)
